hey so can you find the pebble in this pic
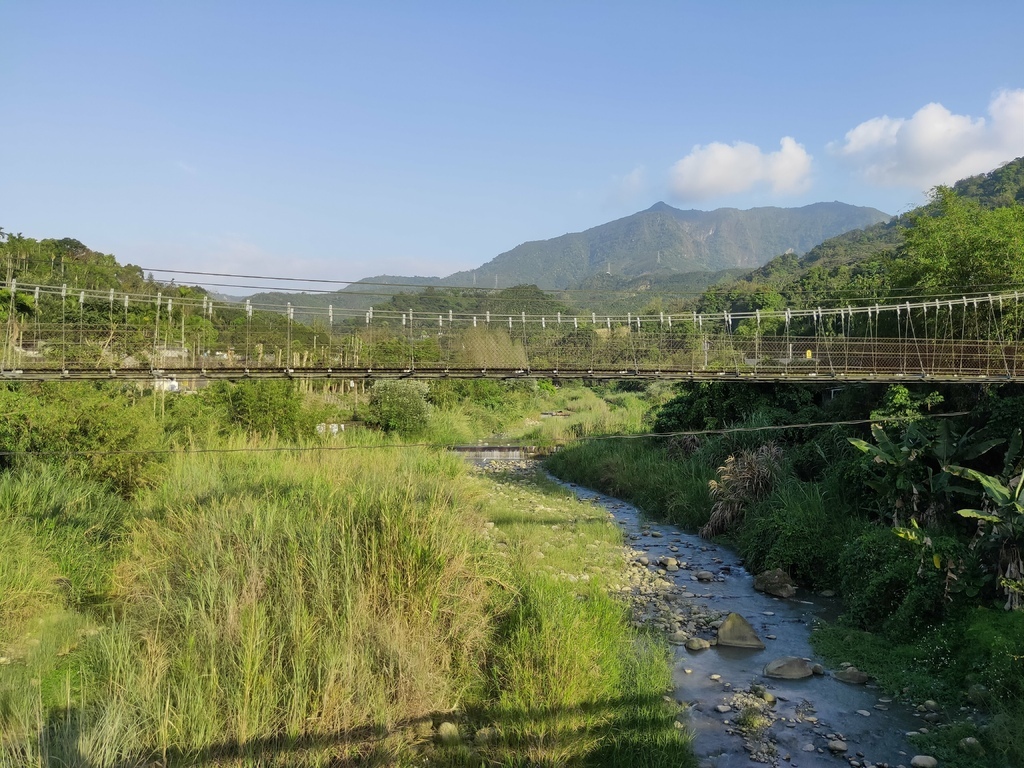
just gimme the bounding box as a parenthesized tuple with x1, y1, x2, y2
(827, 739, 848, 753)
(715, 704, 732, 713)
(857, 709, 871, 717)
(910, 757, 938, 768)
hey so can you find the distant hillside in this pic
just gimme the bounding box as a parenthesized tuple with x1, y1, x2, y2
(442, 201, 889, 290)
(245, 275, 445, 321)
(566, 268, 748, 315)
(699, 156, 1024, 311)
(241, 201, 889, 316)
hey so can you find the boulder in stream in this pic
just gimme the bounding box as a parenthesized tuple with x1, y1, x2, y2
(753, 569, 797, 598)
(715, 613, 765, 649)
(834, 666, 871, 685)
(764, 656, 815, 679)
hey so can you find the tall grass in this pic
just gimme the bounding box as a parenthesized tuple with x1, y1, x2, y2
(514, 387, 653, 446)
(736, 476, 867, 590)
(89, 441, 499, 761)
(546, 438, 714, 531)
(1, 429, 693, 766)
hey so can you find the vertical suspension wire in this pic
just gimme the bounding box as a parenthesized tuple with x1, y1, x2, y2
(2, 279, 14, 372)
(959, 297, 968, 375)
(656, 310, 666, 373)
(1014, 292, 1021, 378)
(786, 309, 794, 376)
(990, 294, 1011, 377)
(754, 309, 760, 377)
(328, 304, 334, 368)
(868, 307, 876, 378)
(946, 301, 955, 376)
(626, 312, 637, 373)
(972, 298, 982, 375)
(520, 311, 529, 372)
(589, 311, 596, 374)
(895, 303, 903, 374)
(822, 307, 836, 376)
(906, 301, 926, 375)
(844, 306, 852, 374)
(366, 306, 374, 371)
(34, 286, 41, 355)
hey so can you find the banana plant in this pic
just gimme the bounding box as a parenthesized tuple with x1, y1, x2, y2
(947, 430, 1024, 611)
(848, 421, 1002, 526)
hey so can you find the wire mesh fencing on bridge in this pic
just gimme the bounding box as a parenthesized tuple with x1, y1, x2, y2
(4, 281, 1024, 382)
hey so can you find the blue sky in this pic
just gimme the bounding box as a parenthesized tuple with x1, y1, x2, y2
(2, 1, 1022, 289)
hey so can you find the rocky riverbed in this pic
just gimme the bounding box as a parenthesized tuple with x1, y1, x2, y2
(481, 459, 946, 768)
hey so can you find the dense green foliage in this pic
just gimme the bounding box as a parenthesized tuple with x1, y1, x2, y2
(367, 380, 432, 436)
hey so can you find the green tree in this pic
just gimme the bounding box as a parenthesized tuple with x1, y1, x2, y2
(890, 186, 1024, 293)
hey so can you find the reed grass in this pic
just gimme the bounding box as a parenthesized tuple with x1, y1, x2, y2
(546, 438, 714, 531)
(1, 425, 692, 766)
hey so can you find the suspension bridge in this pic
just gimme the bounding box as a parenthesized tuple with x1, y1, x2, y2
(4, 280, 1024, 383)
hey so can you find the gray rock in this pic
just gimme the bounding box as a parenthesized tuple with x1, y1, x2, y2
(715, 704, 732, 713)
(716, 612, 765, 649)
(910, 757, 938, 768)
(696, 570, 714, 581)
(437, 721, 461, 745)
(764, 656, 815, 679)
(827, 739, 847, 753)
(835, 666, 871, 685)
(685, 637, 711, 651)
(958, 736, 984, 756)
(753, 568, 797, 598)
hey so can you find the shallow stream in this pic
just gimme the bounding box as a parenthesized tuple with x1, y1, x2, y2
(556, 476, 931, 768)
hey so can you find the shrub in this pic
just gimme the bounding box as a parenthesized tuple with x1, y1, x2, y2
(700, 442, 783, 538)
(219, 380, 305, 439)
(838, 526, 958, 641)
(0, 382, 162, 494)
(366, 380, 431, 436)
(737, 478, 866, 590)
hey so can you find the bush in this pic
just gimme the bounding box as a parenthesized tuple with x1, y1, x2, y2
(838, 526, 960, 641)
(219, 380, 306, 439)
(366, 380, 431, 436)
(0, 382, 162, 495)
(737, 479, 866, 590)
(653, 382, 818, 432)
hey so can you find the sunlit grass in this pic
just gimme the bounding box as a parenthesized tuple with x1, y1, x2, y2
(1, 418, 692, 766)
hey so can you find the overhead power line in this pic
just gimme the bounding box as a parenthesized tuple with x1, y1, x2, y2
(0, 411, 973, 459)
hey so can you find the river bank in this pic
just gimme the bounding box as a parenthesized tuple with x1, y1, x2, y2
(483, 459, 947, 768)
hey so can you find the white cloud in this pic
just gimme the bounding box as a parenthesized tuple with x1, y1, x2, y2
(669, 137, 812, 201)
(832, 89, 1024, 188)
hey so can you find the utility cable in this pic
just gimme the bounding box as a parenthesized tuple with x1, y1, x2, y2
(0, 410, 972, 459)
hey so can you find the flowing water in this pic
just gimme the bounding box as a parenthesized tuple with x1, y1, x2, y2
(555, 477, 932, 768)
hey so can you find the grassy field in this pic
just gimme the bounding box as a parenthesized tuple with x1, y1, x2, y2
(0, 419, 691, 766)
